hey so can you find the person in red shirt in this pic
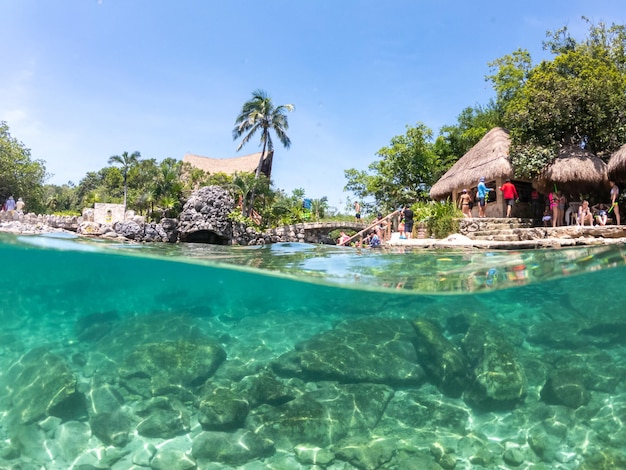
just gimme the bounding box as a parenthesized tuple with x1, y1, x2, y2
(499, 179, 519, 218)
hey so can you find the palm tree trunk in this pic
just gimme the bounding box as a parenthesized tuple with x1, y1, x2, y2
(247, 140, 268, 217)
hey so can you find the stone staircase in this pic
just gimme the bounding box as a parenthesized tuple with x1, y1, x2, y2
(460, 218, 539, 241)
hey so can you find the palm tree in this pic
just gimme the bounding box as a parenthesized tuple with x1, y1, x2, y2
(233, 90, 294, 216)
(108, 151, 141, 211)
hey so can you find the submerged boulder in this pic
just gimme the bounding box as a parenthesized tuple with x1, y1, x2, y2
(411, 317, 471, 397)
(462, 323, 527, 411)
(119, 340, 226, 396)
(541, 368, 591, 409)
(272, 318, 425, 385)
(2, 347, 83, 425)
(246, 382, 394, 449)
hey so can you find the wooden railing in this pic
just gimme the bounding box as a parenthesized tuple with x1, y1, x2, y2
(337, 210, 401, 246)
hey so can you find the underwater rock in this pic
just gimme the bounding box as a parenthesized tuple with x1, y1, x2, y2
(294, 444, 335, 466)
(54, 421, 92, 463)
(89, 409, 132, 447)
(150, 449, 196, 470)
(579, 320, 626, 346)
(136, 407, 189, 438)
(191, 429, 275, 466)
(527, 321, 589, 349)
(502, 447, 526, 467)
(84, 381, 125, 416)
(246, 382, 393, 449)
(134, 396, 190, 438)
(272, 318, 425, 385)
(462, 323, 527, 411)
(197, 387, 250, 431)
(236, 371, 298, 407)
(411, 317, 471, 397)
(541, 368, 591, 409)
(75, 311, 119, 342)
(119, 339, 226, 395)
(2, 347, 83, 425)
(332, 435, 397, 469)
(380, 389, 470, 436)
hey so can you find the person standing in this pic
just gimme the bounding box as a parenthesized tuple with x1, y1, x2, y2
(400, 204, 414, 239)
(4, 196, 16, 214)
(15, 197, 25, 213)
(610, 181, 620, 225)
(548, 190, 559, 227)
(476, 177, 493, 218)
(354, 201, 361, 222)
(458, 189, 473, 218)
(499, 179, 518, 218)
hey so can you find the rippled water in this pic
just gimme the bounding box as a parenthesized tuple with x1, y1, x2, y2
(1, 232, 625, 469)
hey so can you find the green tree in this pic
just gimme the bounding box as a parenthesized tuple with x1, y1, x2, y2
(0, 122, 48, 213)
(310, 197, 329, 220)
(152, 158, 184, 219)
(232, 90, 294, 216)
(487, 18, 626, 177)
(108, 151, 141, 210)
(433, 103, 502, 178)
(344, 123, 438, 212)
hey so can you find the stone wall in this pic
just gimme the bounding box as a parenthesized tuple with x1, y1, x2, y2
(93, 203, 126, 224)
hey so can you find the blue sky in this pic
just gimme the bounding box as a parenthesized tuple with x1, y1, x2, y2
(2, 1, 626, 211)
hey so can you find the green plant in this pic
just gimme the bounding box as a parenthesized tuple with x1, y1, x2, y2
(425, 199, 461, 238)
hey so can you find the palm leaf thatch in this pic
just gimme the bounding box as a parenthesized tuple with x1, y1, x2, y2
(183, 152, 267, 176)
(607, 143, 626, 182)
(429, 127, 512, 200)
(536, 146, 609, 195)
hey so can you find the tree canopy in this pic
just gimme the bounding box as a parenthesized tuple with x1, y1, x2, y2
(0, 121, 48, 213)
(487, 18, 626, 178)
(344, 123, 440, 213)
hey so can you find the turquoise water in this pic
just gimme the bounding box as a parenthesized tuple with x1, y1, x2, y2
(0, 233, 625, 469)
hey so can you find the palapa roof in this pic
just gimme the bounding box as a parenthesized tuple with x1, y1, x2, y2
(429, 127, 513, 199)
(536, 146, 609, 194)
(608, 143, 626, 182)
(183, 152, 264, 175)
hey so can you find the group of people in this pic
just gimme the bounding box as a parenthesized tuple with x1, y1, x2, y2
(543, 181, 621, 227)
(1, 196, 25, 214)
(341, 203, 415, 247)
(458, 177, 518, 219)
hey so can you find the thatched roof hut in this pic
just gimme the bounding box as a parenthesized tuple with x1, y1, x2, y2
(607, 143, 626, 182)
(536, 146, 609, 195)
(429, 127, 513, 200)
(183, 152, 266, 176)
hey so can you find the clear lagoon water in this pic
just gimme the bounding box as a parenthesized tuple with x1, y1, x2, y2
(1, 232, 625, 469)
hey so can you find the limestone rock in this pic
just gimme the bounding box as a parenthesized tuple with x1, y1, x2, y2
(412, 317, 471, 397)
(2, 347, 82, 425)
(246, 382, 394, 449)
(541, 368, 591, 409)
(119, 340, 226, 396)
(463, 323, 527, 411)
(272, 318, 425, 385)
(236, 372, 298, 407)
(198, 387, 250, 431)
(113, 220, 143, 240)
(89, 409, 132, 447)
(192, 429, 275, 466)
(178, 186, 235, 243)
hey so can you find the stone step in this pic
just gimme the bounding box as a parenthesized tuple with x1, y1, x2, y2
(470, 234, 526, 242)
(469, 228, 533, 237)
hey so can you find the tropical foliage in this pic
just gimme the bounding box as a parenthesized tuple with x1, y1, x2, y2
(232, 89, 294, 216)
(0, 121, 48, 213)
(488, 18, 626, 177)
